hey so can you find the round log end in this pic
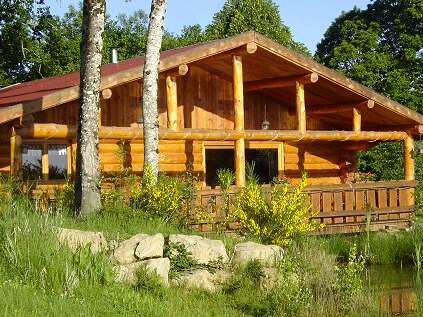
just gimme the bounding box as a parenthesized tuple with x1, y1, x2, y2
(309, 73, 319, 83)
(102, 88, 112, 100)
(246, 42, 258, 54)
(178, 64, 189, 76)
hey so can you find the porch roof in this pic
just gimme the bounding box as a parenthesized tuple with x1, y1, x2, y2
(1, 32, 422, 130)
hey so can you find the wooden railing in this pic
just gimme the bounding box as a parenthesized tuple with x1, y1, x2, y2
(192, 180, 417, 234)
(27, 179, 417, 234)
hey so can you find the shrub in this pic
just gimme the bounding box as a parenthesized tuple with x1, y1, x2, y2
(130, 165, 196, 223)
(235, 173, 317, 246)
(55, 181, 75, 212)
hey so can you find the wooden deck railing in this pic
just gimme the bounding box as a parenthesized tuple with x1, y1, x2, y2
(27, 179, 417, 234)
(192, 180, 417, 234)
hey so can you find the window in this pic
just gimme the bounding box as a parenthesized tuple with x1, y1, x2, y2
(22, 144, 42, 180)
(245, 149, 278, 184)
(21, 143, 69, 180)
(48, 144, 67, 179)
(205, 148, 279, 187)
(205, 149, 234, 187)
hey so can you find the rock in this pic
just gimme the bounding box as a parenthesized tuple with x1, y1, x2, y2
(113, 233, 164, 264)
(114, 257, 170, 286)
(174, 269, 216, 291)
(113, 234, 148, 264)
(173, 269, 230, 292)
(108, 240, 118, 251)
(135, 234, 164, 260)
(56, 227, 107, 254)
(169, 234, 229, 265)
(232, 242, 283, 266)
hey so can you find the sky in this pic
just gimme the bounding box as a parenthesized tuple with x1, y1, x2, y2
(47, 0, 371, 53)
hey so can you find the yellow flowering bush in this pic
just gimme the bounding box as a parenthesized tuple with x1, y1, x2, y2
(235, 174, 317, 246)
(130, 165, 195, 222)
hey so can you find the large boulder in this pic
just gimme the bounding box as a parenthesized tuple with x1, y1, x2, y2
(173, 269, 229, 292)
(232, 242, 283, 266)
(113, 233, 164, 264)
(169, 234, 229, 265)
(56, 228, 107, 254)
(114, 257, 170, 286)
(135, 234, 164, 260)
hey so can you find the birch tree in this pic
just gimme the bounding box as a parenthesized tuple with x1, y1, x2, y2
(74, 0, 105, 215)
(142, 0, 167, 181)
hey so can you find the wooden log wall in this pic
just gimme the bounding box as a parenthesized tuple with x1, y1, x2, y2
(12, 65, 345, 181)
(284, 142, 346, 185)
(98, 140, 203, 174)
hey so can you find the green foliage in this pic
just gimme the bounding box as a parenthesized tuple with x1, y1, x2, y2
(164, 242, 198, 278)
(0, 207, 113, 294)
(235, 173, 316, 246)
(335, 244, 366, 311)
(205, 0, 309, 55)
(55, 181, 75, 212)
(216, 168, 235, 190)
(130, 165, 196, 223)
(135, 266, 165, 297)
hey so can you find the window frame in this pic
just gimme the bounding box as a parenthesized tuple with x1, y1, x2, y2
(21, 139, 72, 183)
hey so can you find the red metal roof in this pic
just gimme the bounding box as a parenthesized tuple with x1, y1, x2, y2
(0, 44, 200, 108)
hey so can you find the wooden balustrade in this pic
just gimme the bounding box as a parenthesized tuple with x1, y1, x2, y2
(191, 180, 417, 233)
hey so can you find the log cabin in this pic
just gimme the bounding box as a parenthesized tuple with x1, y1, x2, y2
(0, 32, 422, 233)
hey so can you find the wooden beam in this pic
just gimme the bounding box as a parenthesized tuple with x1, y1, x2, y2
(404, 134, 414, 181)
(101, 88, 112, 99)
(10, 128, 21, 176)
(353, 107, 361, 132)
(296, 81, 306, 133)
(17, 124, 409, 142)
(233, 55, 245, 186)
(41, 143, 48, 180)
(166, 75, 178, 130)
(404, 134, 415, 206)
(308, 100, 375, 115)
(245, 73, 318, 92)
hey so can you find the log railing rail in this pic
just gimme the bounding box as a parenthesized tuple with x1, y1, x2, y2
(192, 180, 417, 234)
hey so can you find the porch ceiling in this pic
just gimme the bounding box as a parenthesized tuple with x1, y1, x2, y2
(193, 46, 418, 130)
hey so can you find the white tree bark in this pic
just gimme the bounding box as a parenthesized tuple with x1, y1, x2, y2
(142, 0, 167, 181)
(75, 0, 105, 216)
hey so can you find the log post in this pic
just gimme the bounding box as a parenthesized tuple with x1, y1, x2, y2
(67, 142, 73, 179)
(42, 143, 49, 180)
(166, 75, 178, 130)
(404, 134, 415, 205)
(233, 55, 245, 186)
(296, 81, 306, 133)
(10, 127, 22, 177)
(353, 107, 361, 132)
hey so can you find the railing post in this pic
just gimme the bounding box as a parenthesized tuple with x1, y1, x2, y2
(233, 55, 245, 187)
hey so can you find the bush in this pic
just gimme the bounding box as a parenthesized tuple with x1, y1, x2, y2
(130, 165, 196, 223)
(235, 173, 317, 246)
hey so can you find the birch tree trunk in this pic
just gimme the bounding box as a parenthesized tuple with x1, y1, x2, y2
(142, 0, 167, 181)
(74, 0, 105, 216)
